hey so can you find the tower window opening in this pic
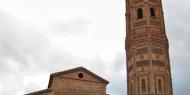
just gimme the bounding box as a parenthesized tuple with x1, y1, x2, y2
(142, 79, 146, 91)
(150, 7, 156, 17)
(137, 8, 143, 19)
(158, 79, 162, 91)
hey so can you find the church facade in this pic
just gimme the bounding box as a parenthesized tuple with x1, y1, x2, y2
(125, 0, 173, 95)
(25, 67, 109, 95)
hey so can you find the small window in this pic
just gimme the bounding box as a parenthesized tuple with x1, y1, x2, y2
(137, 8, 143, 19)
(158, 79, 162, 91)
(142, 79, 146, 91)
(150, 7, 156, 17)
(78, 73, 83, 78)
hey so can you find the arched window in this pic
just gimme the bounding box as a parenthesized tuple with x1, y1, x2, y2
(142, 79, 146, 91)
(137, 8, 143, 19)
(150, 7, 156, 17)
(158, 79, 162, 91)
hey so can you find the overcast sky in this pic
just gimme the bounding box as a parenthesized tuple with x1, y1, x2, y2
(0, 0, 189, 95)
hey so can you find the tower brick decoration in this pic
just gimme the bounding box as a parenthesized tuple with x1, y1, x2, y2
(125, 0, 173, 95)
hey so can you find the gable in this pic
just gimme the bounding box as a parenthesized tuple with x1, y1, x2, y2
(48, 67, 108, 88)
(62, 69, 102, 82)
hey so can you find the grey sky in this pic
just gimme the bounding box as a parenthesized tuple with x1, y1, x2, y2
(0, 0, 189, 95)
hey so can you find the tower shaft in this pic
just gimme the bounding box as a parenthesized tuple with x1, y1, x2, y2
(125, 0, 173, 95)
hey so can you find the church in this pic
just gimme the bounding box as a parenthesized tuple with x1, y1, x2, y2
(25, 67, 109, 95)
(25, 0, 174, 95)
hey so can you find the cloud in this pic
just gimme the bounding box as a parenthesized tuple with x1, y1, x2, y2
(0, 10, 50, 95)
(49, 17, 90, 35)
(163, 0, 190, 94)
(0, 10, 126, 95)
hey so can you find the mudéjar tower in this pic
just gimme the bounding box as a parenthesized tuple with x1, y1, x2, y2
(125, 0, 173, 95)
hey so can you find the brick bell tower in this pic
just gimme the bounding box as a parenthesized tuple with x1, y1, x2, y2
(125, 0, 173, 95)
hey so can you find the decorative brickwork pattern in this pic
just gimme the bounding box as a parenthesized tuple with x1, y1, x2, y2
(125, 0, 173, 95)
(136, 60, 149, 67)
